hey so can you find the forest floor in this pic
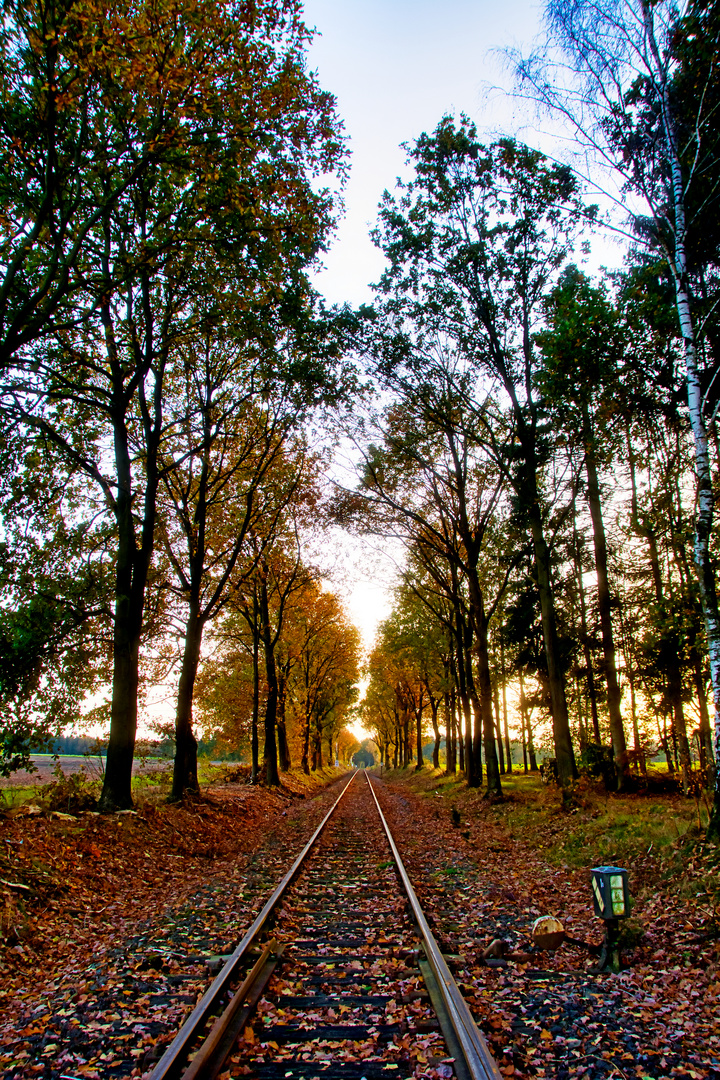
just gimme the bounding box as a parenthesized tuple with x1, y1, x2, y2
(374, 765, 720, 1079)
(0, 763, 718, 1079)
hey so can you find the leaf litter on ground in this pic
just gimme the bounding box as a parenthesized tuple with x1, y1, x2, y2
(375, 770, 720, 1080)
(1, 766, 719, 1080)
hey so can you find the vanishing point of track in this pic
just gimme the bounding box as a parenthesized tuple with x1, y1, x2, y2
(148, 770, 502, 1080)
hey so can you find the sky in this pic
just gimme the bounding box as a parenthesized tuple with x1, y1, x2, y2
(304, 0, 544, 309)
(301, 0, 545, 651)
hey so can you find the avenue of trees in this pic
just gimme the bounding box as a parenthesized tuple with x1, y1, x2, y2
(0, 0, 719, 837)
(348, 0, 720, 834)
(0, 0, 355, 805)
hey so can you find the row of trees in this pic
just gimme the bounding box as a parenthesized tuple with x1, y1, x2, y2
(345, 0, 720, 832)
(198, 563, 361, 780)
(0, 0, 356, 807)
(352, 239, 714, 798)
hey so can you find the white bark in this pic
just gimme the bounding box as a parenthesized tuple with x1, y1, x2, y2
(640, 0, 720, 811)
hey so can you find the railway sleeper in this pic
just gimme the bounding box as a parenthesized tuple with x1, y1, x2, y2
(276, 995, 394, 1006)
(245, 1060, 419, 1079)
(254, 1023, 406, 1042)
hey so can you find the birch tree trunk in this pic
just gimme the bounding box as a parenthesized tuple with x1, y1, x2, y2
(640, 0, 720, 833)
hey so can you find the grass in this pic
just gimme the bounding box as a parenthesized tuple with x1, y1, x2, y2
(0, 787, 37, 810)
(374, 760, 720, 906)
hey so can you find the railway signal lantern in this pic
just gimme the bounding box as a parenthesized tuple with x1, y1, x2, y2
(591, 866, 629, 919)
(590, 866, 630, 971)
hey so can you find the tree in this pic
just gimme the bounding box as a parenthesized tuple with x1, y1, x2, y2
(369, 119, 591, 797)
(361, 649, 401, 769)
(158, 309, 348, 799)
(378, 588, 448, 770)
(2, 0, 346, 810)
(537, 267, 631, 787)
(339, 335, 518, 792)
(196, 571, 359, 781)
(282, 581, 360, 775)
(515, 0, 720, 828)
(0, 428, 112, 771)
(0, 0, 213, 363)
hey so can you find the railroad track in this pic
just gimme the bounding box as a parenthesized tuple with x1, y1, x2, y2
(149, 771, 501, 1080)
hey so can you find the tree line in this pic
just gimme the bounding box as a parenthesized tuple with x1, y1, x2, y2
(348, 0, 720, 834)
(0, 0, 358, 804)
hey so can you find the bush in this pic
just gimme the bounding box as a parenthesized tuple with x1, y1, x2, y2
(539, 757, 558, 785)
(579, 742, 617, 789)
(39, 762, 99, 812)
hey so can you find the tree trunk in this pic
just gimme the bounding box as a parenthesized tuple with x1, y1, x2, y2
(454, 636, 471, 778)
(528, 718, 538, 772)
(259, 565, 280, 788)
(251, 589, 260, 783)
(99, 414, 158, 812)
(101, 626, 141, 812)
(415, 689, 424, 771)
(519, 669, 538, 772)
(445, 679, 456, 774)
(616, 600, 644, 773)
(476, 609, 501, 796)
(277, 667, 291, 772)
(501, 639, 512, 773)
(462, 628, 482, 786)
(575, 671, 587, 750)
(522, 462, 577, 795)
(640, 0, 720, 838)
(300, 674, 311, 774)
(315, 718, 323, 769)
(690, 643, 716, 786)
(574, 525, 601, 742)
(658, 710, 674, 773)
(519, 667, 528, 772)
(301, 716, 311, 773)
(430, 694, 441, 768)
(629, 677, 643, 774)
(667, 658, 691, 790)
(494, 682, 505, 775)
(171, 601, 203, 801)
(583, 410, 629, 788)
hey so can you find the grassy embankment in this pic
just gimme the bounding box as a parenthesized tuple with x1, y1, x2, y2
(374, 761, 720, 907)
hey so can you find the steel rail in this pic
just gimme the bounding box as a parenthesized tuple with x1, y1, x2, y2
(148, 769, 358, 1080)
(364, 772, 503, 1080)
(182, 939, 284, 1080)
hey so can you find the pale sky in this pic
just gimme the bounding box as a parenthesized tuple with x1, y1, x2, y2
(302, 0, 545, 650)
(305, 0, 543, 308)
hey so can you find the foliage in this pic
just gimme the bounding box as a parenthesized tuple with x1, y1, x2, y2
(0, 0, 348, 805)
(0, 427, 112, 773)
(39, 761, 99, 812)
